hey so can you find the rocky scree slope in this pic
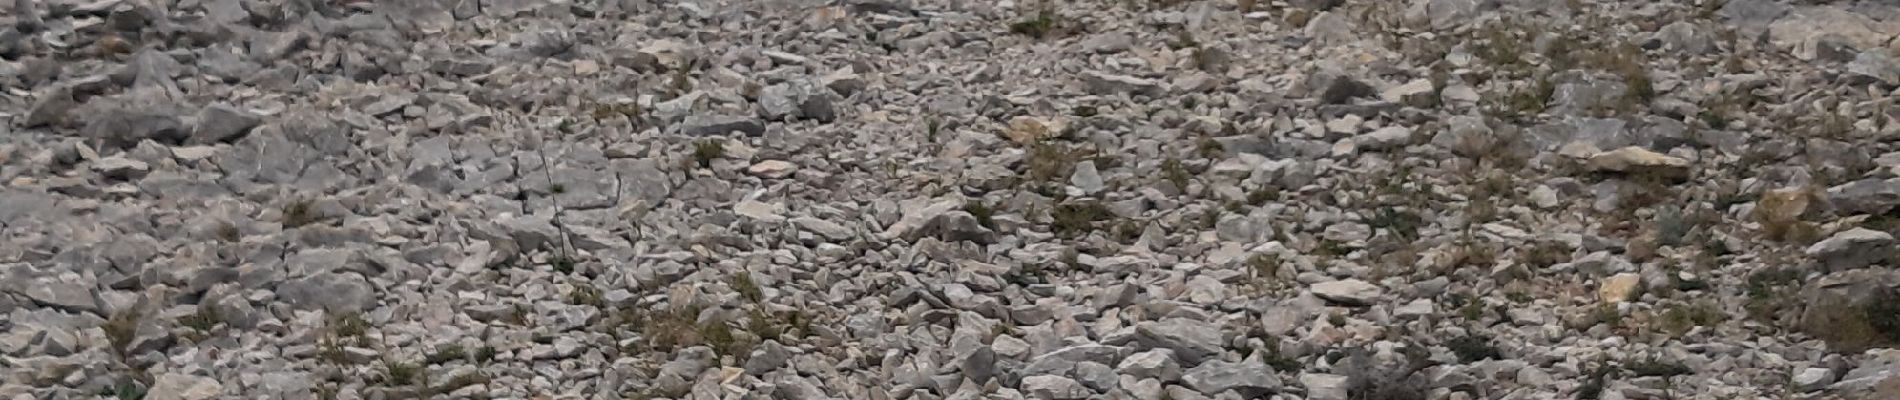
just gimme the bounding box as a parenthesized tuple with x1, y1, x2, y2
(7, 0, 1900, 399)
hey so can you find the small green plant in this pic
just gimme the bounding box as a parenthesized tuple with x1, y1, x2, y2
(1257, 337, 1301, 372)
(1447, 335, 1502, 363)
(102, 380, 146, 400)
(1196, 137, 1224, 159)
(1655, 300, 1726, 335)
(317, 335, 352, 365)
(746, 308, 815, 342)
(284, 199, 319, 227)
(1050, 201, 1113, 238)
(964, 200, 998, 230)
(1161, 158, 1191, 191)
(475, 346, 498, 363)
(698, 320, 752, 360)
(1366, 207, 1424, 241)
(1072, 105, 1097, 118)
(550, 256, 575, 274)
(567, 284, 605, 308)
(178, 304, 222, 341)
(1025, 141, 1091, 183)
(1009, 3, 1059, 39)
(215, 222, 241, 242)
(1863, 293, 1900, 344)
(439, 372, 491, 392)
(1591, 304, 1623, 329)
(103, 308, 141, 359)
(926, 118, 942, 141)
(329, 312, 369, 338)
(1624, 356, 1690, 377)
(730, 272, 764, 303)
(1459, 299, 1485, 321)
(692, 139, 725, 168)
(381, 359, 422, 386)
(549, 183, 566, 194)
(507, 304, 531, 326)
(1245, 186, 1280, 205)
(426, 344, 468, 364)
(1520, 240, 1572, 269)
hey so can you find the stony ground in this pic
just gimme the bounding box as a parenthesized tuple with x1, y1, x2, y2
(7, 0, 1900, 399)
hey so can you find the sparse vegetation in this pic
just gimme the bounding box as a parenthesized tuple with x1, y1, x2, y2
(567, 284, 605, 307)
(283, 199, 320, 227)
(1050, 201, 1114, 238)
(1655, 300, 1726, 336)
(964, 200, 998, 230)
(380, 358, 422, 386)
(426, 344, 468, 364)
(1009, 2, 1061, 39)
(730, 271, 764, 303)
(692, 139, 725, 168)
(1625, 356, 1691, 378)
(1447, 335, 1502, 363)
(1161, 158, 1191, 191)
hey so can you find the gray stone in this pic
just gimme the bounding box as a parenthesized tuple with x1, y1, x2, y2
(964, 346, 997, 383)
(1082, 72, 1164, 97)
(1134, 319, 1224, 366)
(1310, 279, 1381, 306)
(1070, 161, 1105, 193)
(627, 40, 696, 72)
(190, 104, 264, 144)
(759, 80, 837, 122)
(1767, 7, 1897, 61)
(1828, 178, 1900, 215)
(1848, 51, 1900, 87)
(1833, 351, 1900, 394)
(1022, 375, 1092, 400)
(1651, 21, 1714, 54)
(21, 281, 94, 313)
(1356, 126, 1413, 151)
(1181, 359, 1281, 397)
(24, 86, 78, 128)
(821, 70, 866, 97)
(1793, 367, 1835, 392)
(1300, 373, 1350, 400)
(791, 217, 854, 242)
(1118, 349, 1183, 382)
(83, 110, 187, 149)
(276, 273, 374, 312)
(1025, 344, 1125, 376)
(680, 115, 766, 136)
(146, 373, 222, 400)
(744, 340, 791, 375)
(1081, 32, 1134, 53)
(1403, 0, 1477, 31)
(1314, 73, 1374, 105)
(1074, 361, 1118, 391)
(92, 157, 151, 180)
(1805, 228, 1896, 272)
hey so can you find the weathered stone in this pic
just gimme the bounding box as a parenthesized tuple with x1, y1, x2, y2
(1134, 319, 1224, 366)
(1805, 228, 1896, 272)
(1182, 359, 1281, 396)
(1310, 279, 1381, 306)
(1599, 272, 1643, 304)
(146, 373, 222, 400)
(1081, 72, 1163, 97)
(680, 115, 766, 137)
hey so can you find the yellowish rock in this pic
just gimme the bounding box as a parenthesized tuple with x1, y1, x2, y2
(1586, 146, 1689, 173)
(1005, 116, 1068, 144)
(1598, 273, 1643, 304)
